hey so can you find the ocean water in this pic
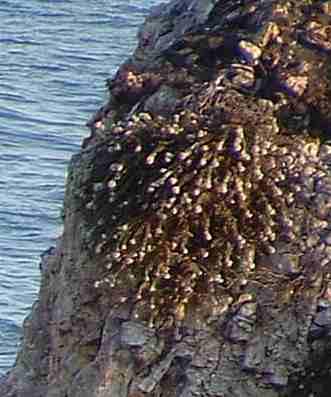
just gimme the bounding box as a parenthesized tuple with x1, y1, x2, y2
(0, 0, 163, 375)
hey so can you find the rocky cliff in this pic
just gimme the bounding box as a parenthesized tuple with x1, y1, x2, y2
(1, 0, 331, 396)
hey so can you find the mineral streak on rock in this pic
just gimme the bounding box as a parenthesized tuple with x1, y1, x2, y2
(2, 1, 331, 396)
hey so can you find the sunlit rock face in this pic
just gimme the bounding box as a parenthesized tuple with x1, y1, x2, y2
(2, 1, 331, 397)
(77, 0, 331, 393)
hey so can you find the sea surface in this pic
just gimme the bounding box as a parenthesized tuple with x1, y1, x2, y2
(0, 0, 163, 375)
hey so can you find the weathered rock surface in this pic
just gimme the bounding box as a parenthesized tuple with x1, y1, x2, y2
(2, 0, 331, 396)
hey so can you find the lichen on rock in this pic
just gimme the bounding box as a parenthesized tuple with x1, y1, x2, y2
(85, 90, 330, 332)
(82, 0, 331, 335)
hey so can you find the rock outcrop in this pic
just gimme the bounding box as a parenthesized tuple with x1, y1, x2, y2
(2, 0, 331, 396)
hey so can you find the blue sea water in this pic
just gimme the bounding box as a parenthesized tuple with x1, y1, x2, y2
(0, 0, 163, 375)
